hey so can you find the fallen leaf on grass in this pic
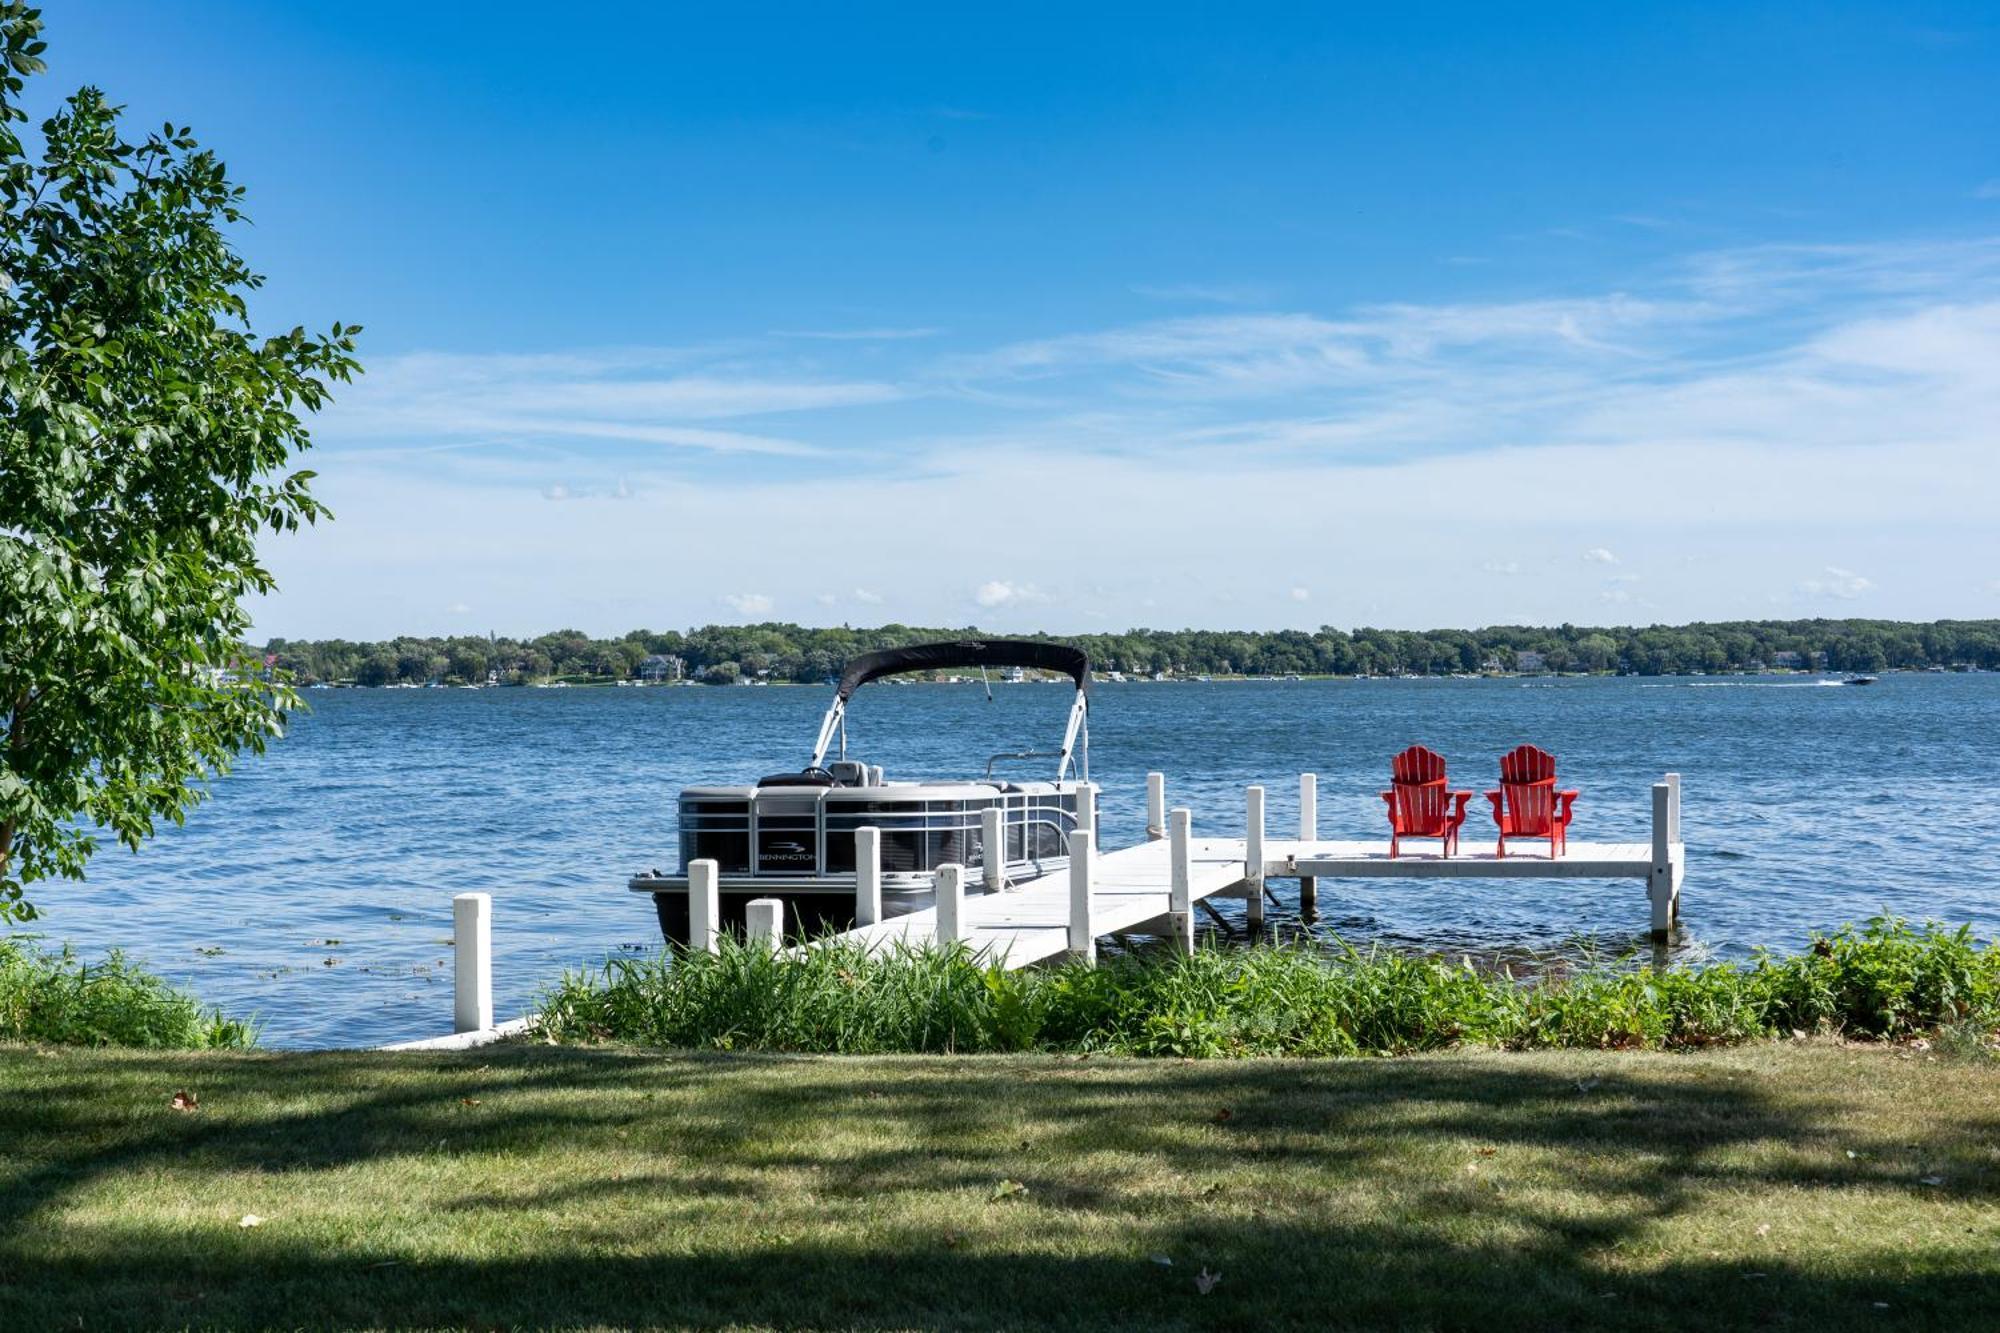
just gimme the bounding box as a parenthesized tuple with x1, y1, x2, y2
(169, 1090, 199, 1113)
(460, 1097, 482, 1107)
(1150, 1254, 1173, 1267)
(1211, 1107, 1233, 1124)
(1476, 1147, 1496, 1158)
(989, 1178, 1029, 1202)
(1918, 1175, 1944, 1186)
(1574, 1078, 1601, 1093)
(944, 1232, 965, 1249)
(238, 1214, 265, 1229)
(1195, 1268, 1221, 1295)
(1755, 1224, 1771, 1237)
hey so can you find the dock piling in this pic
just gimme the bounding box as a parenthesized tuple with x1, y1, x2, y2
(981, 808, 1007, 892)
(1145, 772, 1165, 841)
(1245, 786, 1266, 928)
(1298, 773, 1319, 921)
(452, 892, 493, 1034)
(1168, 807, 1194, 952)
(1068, 829, 1096, 963)
(855, 828, 882, 927)
(936, 863, 965, 943)
(1648, 782, 1674, 941)
(688, 859, 721, 955)
(745, 898, 784, 948)
(1077, 783, 1096, 839)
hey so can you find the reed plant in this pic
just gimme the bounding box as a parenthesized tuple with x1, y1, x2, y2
(0, 939, 256, 1048)
(535, 916, 2000, 1057)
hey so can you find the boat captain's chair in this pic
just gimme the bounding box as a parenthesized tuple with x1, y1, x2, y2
(827, 760, 876, 787)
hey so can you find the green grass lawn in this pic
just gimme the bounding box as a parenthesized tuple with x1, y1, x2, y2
(2, 1043, 1996, 1330)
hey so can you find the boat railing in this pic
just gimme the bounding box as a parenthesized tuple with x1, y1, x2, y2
(984, 749, 1065, 778)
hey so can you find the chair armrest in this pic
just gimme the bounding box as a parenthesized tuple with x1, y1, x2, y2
(1556, 789, 1579, 824)
(1380, 790, 1394, 806)
(1447, 790, 1472, 829)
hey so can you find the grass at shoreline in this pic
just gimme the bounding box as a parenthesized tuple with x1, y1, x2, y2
(0, 938, 255, 1049)
(536, 918, 2000, 1057)
(1, 1042, 1996, 1329)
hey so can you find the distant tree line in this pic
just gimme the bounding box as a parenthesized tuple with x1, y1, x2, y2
(255, 619, 2000, 686)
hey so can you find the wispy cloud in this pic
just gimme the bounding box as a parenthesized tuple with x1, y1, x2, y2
(1799, 567, 1875, 600)
(973, 580, 1045, 608)
(770, 327, 942, 341)
(1130, 282, 1277, 306)
(722, 592, 775, 617)
(1975, 180, 2000, 200)
(1583, 548, 1619, 565)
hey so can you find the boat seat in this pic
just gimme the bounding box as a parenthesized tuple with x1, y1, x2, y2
(826, 760, 871, 787)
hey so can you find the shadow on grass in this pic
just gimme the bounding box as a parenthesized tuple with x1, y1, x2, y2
(0, 1046, 1995, 1330)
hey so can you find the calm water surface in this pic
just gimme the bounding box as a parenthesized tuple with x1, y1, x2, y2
(24, 674, 2000, 1047)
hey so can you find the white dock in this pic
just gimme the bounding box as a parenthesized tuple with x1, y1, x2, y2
(690, 772, 1689, 967)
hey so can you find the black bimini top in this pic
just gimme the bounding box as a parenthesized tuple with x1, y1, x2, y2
(834, 639, 1090, 702)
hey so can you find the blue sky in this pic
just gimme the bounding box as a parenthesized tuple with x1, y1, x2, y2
(43, 2, 2000, 636)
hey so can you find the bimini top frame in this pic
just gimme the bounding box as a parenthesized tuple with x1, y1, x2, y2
(810, 639, 1091, 781)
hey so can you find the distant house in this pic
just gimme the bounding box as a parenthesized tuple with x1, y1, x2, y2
(1771, 650, 1803, 669)
(1514, 650, 1547, 675)
(639, 654, 685, 682)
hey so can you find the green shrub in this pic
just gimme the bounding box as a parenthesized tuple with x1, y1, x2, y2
(536, 916, 2000, 1058)
(0, 939, 255, 1048)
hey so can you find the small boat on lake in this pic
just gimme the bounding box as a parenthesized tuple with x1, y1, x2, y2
(631, 640, 1095, 944)
(1843, 675, 1879, 686)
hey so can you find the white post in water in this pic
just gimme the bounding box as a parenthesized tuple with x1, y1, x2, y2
(1068, 828, 1096, 963)
(1145, 772, 1165, 841)
(854, 828, 881, 928)
(936, 863, 965, 944)
(453, 892, 493, 1034)
(688, 858, 721, 955)
(1245, 785, 1266, 928)
(1076, 783, 1096, 839)
(1298, 772, 1319, 921)
(1648, 782, 1674, 941)
(1666, 771, 1682, 846)
(981, 807, 1007, 892)
(745, 898, 784, 949)
(1168, 807, 1194, 953)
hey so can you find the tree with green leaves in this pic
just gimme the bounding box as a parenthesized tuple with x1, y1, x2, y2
(0, 4, 359, 921)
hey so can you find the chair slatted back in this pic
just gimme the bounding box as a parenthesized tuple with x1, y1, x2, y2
(1388, 745, 1452, 834)
(1497, 744, 1558, 833)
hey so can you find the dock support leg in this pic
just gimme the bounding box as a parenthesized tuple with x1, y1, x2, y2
(1145, 772, 1165, 842)
(855, 828, 882, 927)
(1168, 807, 1193, 953)
(980, 808, 1007, 893)
(453, 892, 493, 1034)
(936, 863, 965, 945)
(1245, 785, 1266, 931)
(1648, 782, 1674, 943)
(688, 859, 720, 956)
(1068, 829, 1095, 964)
(1077, 783, 1096, 840)
(745, 898, 784, 949)
(1666, 772, 1684, 927)
(1298, 773, 1318, 922)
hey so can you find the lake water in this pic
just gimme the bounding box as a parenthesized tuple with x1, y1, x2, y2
(20, 674, 2000, 1048)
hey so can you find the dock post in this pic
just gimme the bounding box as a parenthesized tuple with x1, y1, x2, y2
(745, 898, 784, 949)
(1666, 772, 1682, 845)
(1648, 783, 1674, 942)
(1068, 829, 1096, 963)
(936, 863, 965, 944)
(1168, 807, 1194, 953)
(981, 808, 1007, 892)
(1298, 773, 1319, 922)
(1145, 772, 1165, 841)
(1076, 783, 1096, 839)
(452, 891, 493, 1034)
(855, 828, 881, 927)
(1245, 786, 1266, 929)
(688, 859, 721, 956)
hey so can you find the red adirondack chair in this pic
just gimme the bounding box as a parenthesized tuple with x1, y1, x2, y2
(1380, 745, 1471, 858)
(1485, 744, 1579, 858)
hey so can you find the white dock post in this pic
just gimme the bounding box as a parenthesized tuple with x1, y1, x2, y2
(1298, 773, 1318, 921)
(1076, 783, 1096, 839)
(688, 859, 721, 955)
(1168, 807, 1194, 953)
(854, 828, 882, 928)
(936, 863, 965, 944)
(981, 808, 1007, 892)
(1145, 772, 1165, 841)
(1666, 771, 1682, 845)
(1245, 785, 1266, 928)
(1068, 828, 1096, 963)
(745, 898, 785, 949)
(1648, 782, 1674, 942)
(452, 891, 493, 1034)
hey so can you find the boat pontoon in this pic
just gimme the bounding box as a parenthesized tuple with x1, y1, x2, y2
(631, 639, 1094, 944)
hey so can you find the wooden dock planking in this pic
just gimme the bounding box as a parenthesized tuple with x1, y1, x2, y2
(824, 836, 1253, 968)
